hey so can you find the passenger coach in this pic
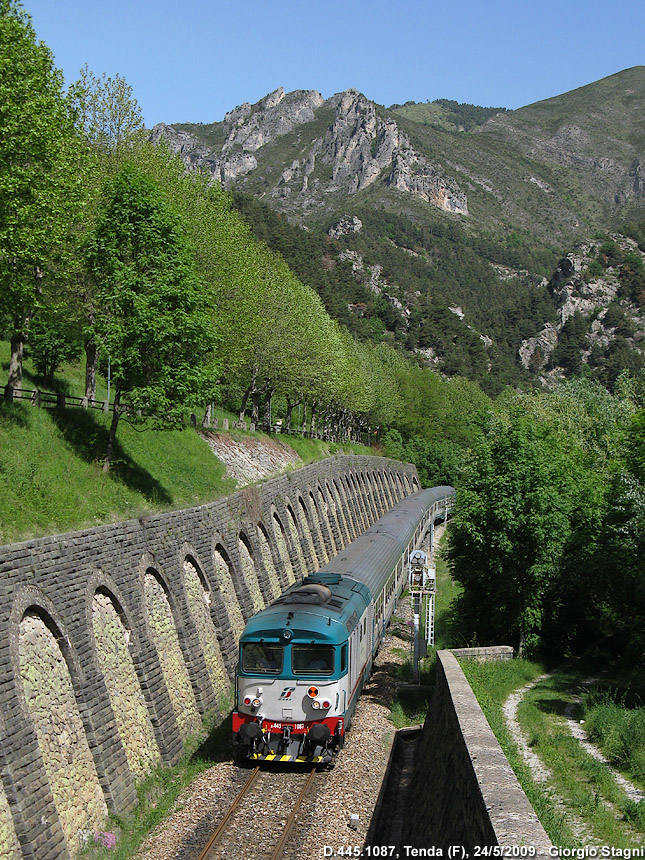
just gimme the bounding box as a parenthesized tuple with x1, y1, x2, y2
(233, 486, 453, 763)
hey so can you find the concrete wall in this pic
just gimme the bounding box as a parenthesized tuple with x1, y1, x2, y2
(406, 650, 552, 854)
(0, 455, 419, 860)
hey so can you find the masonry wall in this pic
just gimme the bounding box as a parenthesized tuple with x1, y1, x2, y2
(0, 455, 418, 860)
(405, 650, 552, 854)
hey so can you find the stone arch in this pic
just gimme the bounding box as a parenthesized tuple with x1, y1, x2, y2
(358, 471, 377, 524)
(333, 478, 355, 541)
(286, 503, 307, 578)
(349, 473, 368, 533)
(272, 511, 296, 586)
(367, 470, 383, 519)
(91, 587, 160, 782)
(316, 486, 338, 556)
(238, 532, 265, 613)
(143, 568, 200, 741)
(183, 556, 230, 703)
(411, 473, 421, 490)
(396, 472, 405, 497)
(378, 470, 394, 510)
(256, 523, 282, 598)
(212, 540, 246, 639)
(381, 470, 393, 504)
(368, 471, 385, 518)
(0, 782, 19, 860)
(329, 480, 350, 547)
(388, 470, 401, 502)
(18, 605, 108, 856)
(295, 494, 320, 569)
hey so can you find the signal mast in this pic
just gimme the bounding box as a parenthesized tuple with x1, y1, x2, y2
(408, 530, 437, 683)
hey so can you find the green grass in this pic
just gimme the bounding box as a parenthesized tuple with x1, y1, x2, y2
(583, 680, 645, 792)
(518, 671, 645, 845)
(0, 344, 377, 544)
(0, 400, 237, 544)
(461, 658, 574, 846)
(275, 432, 374, 465)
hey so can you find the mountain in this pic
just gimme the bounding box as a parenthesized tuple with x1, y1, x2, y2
(150, 68, 645, 391)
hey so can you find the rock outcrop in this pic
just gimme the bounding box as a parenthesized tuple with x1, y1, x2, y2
(519, 235, 645, 381)
(150, 87, 468, 215)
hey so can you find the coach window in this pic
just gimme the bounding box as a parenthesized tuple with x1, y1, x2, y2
(292, 645, 334, 675)
(242, 643, 283, 673)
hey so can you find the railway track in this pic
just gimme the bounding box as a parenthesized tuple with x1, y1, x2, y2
(196, 765, 318, 860)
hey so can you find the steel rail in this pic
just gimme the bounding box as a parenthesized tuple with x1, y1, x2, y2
(268, 767, 317, 860)
(195, 766, 260, 860)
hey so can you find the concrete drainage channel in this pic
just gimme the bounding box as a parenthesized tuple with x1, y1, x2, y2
(368, 725, 423, 847)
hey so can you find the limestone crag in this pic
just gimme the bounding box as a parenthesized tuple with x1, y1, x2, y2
(328, 215, 363, 239)
(222, 87, 325, 153)
(151, 86, 468, 214)
(519, 235, 645, 380)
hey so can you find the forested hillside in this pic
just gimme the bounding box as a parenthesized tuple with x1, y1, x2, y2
(155, 68, 645, 390)
(2, 0, 645, 671)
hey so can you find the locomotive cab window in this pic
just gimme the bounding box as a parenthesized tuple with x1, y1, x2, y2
(292, 645, 334, 674)
(242, 643, 283, 673)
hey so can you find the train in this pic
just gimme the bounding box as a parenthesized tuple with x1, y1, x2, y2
(232, 485, 454, 764)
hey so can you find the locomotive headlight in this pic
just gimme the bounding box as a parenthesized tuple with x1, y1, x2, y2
(252, 697, 262, 708)
(322, 699, 331, 710)
(243, 696, 252, 706)
(311, 699, 321, 710)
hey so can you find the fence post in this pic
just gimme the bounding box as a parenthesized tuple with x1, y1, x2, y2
(31, 390, 41, 408)
(56, 392, 65, 409)
(4, 384, 14, 403)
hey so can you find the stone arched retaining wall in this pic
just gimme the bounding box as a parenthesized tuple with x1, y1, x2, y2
(0, 455, 418, 860)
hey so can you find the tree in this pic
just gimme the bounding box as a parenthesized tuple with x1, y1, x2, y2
(0, 0, 86, 388)
(447, 401, 603, 654)
(88, 163, 218, 471)
(68, 65, 146, 401)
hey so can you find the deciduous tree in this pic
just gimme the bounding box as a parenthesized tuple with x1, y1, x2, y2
(0, 0, 85, 388)
(88, 164, 218, 471)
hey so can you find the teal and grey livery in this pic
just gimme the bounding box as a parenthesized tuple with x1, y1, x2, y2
(233, 486, 454, 764)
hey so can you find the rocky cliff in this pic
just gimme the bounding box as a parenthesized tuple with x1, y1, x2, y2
(150, 86, 468, 216)
(519, 235, 645, 384)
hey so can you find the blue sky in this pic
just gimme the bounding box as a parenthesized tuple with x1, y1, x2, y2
(24, 0, 644, 128)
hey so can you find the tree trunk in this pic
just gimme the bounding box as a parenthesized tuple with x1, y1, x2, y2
(302, 402, 307, 435)
(239, 384, 251, 422)
(103, 388, 121, 473)
(263, 388, 273, 431)
(251, 389, 260, 425)
(84, 341, 99, 402)
(8, 333, 24, 390)
(285, 398, 301, 432)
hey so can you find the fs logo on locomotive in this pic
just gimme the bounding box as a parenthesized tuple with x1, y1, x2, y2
(279, 687, 296, 699)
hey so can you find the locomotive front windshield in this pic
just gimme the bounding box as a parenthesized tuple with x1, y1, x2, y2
(242, 643, 283, 673)
(292, 645, 334, 675)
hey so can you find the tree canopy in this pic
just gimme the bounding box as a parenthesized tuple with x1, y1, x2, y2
(88, 163, 219, 470)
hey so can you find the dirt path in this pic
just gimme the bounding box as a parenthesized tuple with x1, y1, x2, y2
(503, 668, 645, 843)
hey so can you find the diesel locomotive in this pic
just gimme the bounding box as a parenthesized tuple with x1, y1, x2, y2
(232, 485, 454, 764)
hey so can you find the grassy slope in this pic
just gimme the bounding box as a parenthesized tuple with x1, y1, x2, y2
(0, 343, 375, 545)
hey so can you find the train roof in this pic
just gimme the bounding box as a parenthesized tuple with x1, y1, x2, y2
(240, 574, 370, 644)
(316, 486, 454, 596)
